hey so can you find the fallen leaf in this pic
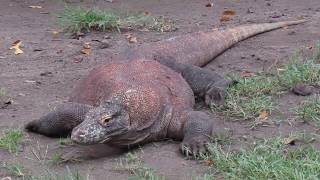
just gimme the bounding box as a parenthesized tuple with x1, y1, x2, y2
(125, 34, 138, 43)
(144, 11, 151, 16)
(29, 5, 42, 9)
(220, 9, 236, 22)
(258, 111, 268, 121)
(52, 30, 61, 38)
(204, 160, 214, 166)
(283, 137, 296, 145)
(240, 71, 255, 78)
(80, 48, 91, 55)
(205, 2, 214, 7)
(306, 46, 313, 50)
(83, 42, 91, 49)
(222, 9, 236, 16)
(220, 15, 231, 22)
(9, 40, 23, 55)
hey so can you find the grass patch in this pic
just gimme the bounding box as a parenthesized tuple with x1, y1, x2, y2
(57, 138, 74, 148)
(277, 59, 320, 89)
(2, 162, 26, 178)
(296, 95, 320, 126)
(42, 168, 84, 180)
(1, 162, 84, 180)
(199, 136, 320, 180)
(50, 152, 64, 165)
(0, 128, 23, 154)
(215, 43, 320, 122)
(118, 152, 165, 180)
(57, 6, 176, 33)
(215, 74, 276, 120)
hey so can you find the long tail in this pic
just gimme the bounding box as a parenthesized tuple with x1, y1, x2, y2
(129, 19, 306, 67)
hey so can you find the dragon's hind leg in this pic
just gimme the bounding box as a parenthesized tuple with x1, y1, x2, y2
(155, 56, 231, 107)
(25, 103, 92, 137)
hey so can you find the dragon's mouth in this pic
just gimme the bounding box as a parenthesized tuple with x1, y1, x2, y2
(98, 129, 129, 144)
(99, 137, 111, 143)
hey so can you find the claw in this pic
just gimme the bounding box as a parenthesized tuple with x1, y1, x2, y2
(205, 86, 227, 107)
(180, 135, 210, 157)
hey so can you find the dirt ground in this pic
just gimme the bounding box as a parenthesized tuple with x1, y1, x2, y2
(0, 0, 320, 179)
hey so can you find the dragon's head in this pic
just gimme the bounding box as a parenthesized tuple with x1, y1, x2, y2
(71, 101, 130, 144)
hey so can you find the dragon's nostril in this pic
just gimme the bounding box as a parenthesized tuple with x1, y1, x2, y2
(71, 130, 86, 142)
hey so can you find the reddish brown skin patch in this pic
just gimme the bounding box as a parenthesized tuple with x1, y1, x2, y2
(70, 60, 194, 138)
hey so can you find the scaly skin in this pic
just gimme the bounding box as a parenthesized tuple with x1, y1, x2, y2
(25, 20, 306, 157)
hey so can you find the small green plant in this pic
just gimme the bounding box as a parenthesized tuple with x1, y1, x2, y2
(118, 152, 165, 180)
(296, 95, 320, 126)
(57, 7, 176, 33)
(199, 136, 320, 179)
(0, 128, 23, 153)
(51, 152, 64, 164)
(312, 42, 320, 61)
(57, 138, 74, 148)
(0, 88, 6, 97)
(2, 162, 26, 178)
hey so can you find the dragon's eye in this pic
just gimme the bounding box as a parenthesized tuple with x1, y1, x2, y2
(99, 114, 112, 126)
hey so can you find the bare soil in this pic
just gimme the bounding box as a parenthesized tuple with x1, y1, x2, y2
(0, 0, 320, 179)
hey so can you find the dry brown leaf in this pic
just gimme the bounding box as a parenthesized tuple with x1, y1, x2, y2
(282, 137, 296, 145)
(258, 111, 268, 121)
(125, 34, 138, 43)
(29, 5, 42, 9)
(222, 9, 236, 16)
(52, 31, 60, 38)
(204, 160, 214, 166)
(240, 71, 255, 78)
(80, 48, 91, 55)
(83, 42, 91, 49)
(220, 15, 231, 22)
(9, 40, 23, 55)
(306, 46, 313, 50)
(220, 9, 236, 22)
(144, 11, 151, 16)
(205, 3, 214, 7)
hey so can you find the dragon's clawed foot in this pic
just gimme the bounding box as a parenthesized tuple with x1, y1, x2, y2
(180, 135, 210, 156)
(204, 86, 227, 107)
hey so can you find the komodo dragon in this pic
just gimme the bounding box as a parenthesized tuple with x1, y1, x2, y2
(25, 20, 305, 156)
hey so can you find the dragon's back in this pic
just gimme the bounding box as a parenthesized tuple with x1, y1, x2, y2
(69, 60, 194, 131)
